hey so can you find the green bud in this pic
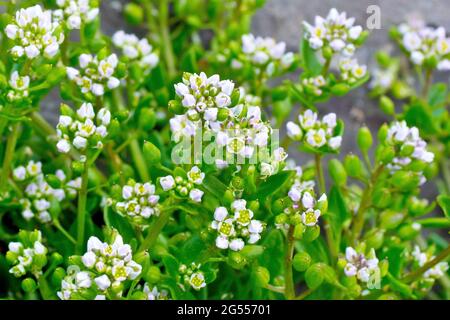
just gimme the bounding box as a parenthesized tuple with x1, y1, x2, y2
(249, 200, 260, 212)
(254, 266, 270, 287)
(379, 96, 395, 116)
(50, 252, 64, 266)
(399, 144, 415, 157)
(380, 210, 404, 229)
(377, 123, 389, 142)
(364, 229, 384, 249)
(377, 146, 395, 164)
(144, 266, 161, 284)
(108, 119, 121, 138)
(33, 254, 48, 269)
(424, 56, 438, 69)
(344, 154, 362, 178)
(330, 83, 350, 96)
(398, 223, 421, 240)
(293, 251, 311, 272)
(322, 46, 333, 60)
(223, 189, 234, 206)
(391, 170, 420, 190)
(217, 108, 230, 121)
(47, 67, 66, 86)
(45, 174, 62, 189)
(168, 100, 185, 115)
(227, 252, 247, 270)
(357, 126, 373, 152)
(303, 225, 320, 242)
(143, 141, 161, 165)
(124, 3, 144, 25)
(60, 103, 75, 117)
(272, 198, 290, 214)
(328, 159, 347, 186)
(275, 213, 288, 226)
(51, 267, 66, 287)
(21, 278, 37, 293)
(379, 260, 389, 277)
(375, 51, 391, 68)
(347, 284, 362, 298)
(230, 89, 241, 106)
(391, 81, 412, 99)
(72, 161, 84, 176)
(138, 108, 156, 131)
(337, 258, 347, 270)
(293, 223, 305, 240)
(131, 291, 148, 300)
(231, 176, 244, 190)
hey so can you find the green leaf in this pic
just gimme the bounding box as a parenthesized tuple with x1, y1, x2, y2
(251, 170, 295, 200)
(404, 101, 438, 135)
(437, 195, 450, 218)
(415, 217, 450, 228)
(300, 37, 322, 75)
(240, 245, 264, 259)
(259, 230, 284, 276)
(103, 207, 135, 243)
(202, 174, 228, 199)
(428, 83, 447, 109)
(162, 255, 179, 277)
(180, 235, 207, 264)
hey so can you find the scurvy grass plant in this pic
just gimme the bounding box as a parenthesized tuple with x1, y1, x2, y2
(0, 1, 449, 300)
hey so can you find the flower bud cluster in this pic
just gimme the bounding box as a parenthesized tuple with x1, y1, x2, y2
(338, 58, 367, 83)
(143, 283, 169, 300)
(159, 166, 205, 203)
(13, 161, 80, 223)
(178, 263, 206, 291)
(5, 5, 64, 59)
(115, 181, 160, 224)
(53, 0, 99, 30)
(56, 102, 111, 153)
(342, 247, 380, 284)
(112, 31, 159, 73)
(411, 246, 449, 280)
(231, 34, 294, 77)
(58, 234, 142, 300)
(303, 8, 363, 55)
(287, 110, 342, 151)
(7, 71, 30, 102)
(211, 199, 265, 252)
(66, 53, 120, 96)
(398, 22, 450, 70)
(384, 121, 434, 183)
(6, 230, 47, 278)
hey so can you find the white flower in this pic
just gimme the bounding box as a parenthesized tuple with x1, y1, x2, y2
(73, 136, 87, 149)
(160, 175, 175, 191)
(187, 166, 205, 185)
(229, 238, 245, 251)
(215, 236, 229, 249)
(302, 208, 321, 226)
(189, 189, 204, 203)
(82, 251, 96, 268)
(56, 139, 71, 153)
(306, 129, 326, 147)
(411, 51, 424, 65)
(301, 192, 315, 209)
(330, 39, 346, 52)
(8, 242, 22, 253)
(214, 207, 228, 221)
(94, 275, 111, 291)
(323, 113, 337, 128)
(13, 166, 26, 181)
(189, 272, 206, 290)
(299, 110, 317, 129)
(328, 136, 342, 149)
(286, 121, 302, 139)
(215, 92, 231, 108)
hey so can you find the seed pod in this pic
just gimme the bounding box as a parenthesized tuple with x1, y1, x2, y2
(293, 251, 311, 272)
(275, 213, 288, 226)
(143, 141, 161, 165)
(223, 189, 234, 206)
(124, 3, 144, 25)
(50, 252, 64, 266)
(398, 223, 421, 240)
(51, 267, 66, 287)
(305, 263, 330, 289)
(144, 266, 161, 284)
(138, 108, 156, 131)
(303, 225, 320, 242)
(21, 278, 37, 293)
(231, 176, 244, 190)
(329, 159, 347, 186)
(254, 266, 270, 287)
(364, 229, 384, 249)
(380, 210, 404, 229)
(377, 145, 395, 164)
(379, 96, 395, 116)
(227, 252, 247, 270)
(391, 170, 420, 190)
(322, 46, 333, 60)
(330, 83, 350, 96)
(344, 154, 362, 178)
(372, 187, 392, 208)
(357, 126, 373, 152)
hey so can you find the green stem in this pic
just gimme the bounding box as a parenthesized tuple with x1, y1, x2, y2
(29, 112, 56, 137)
(314, 154, 337, 261)
(295, 288, 313, 300)
(351, 165, 384, 244)
(284, 225, 295, 300)
(403, 245, 450, 283)
(129, 139, 150, 182)
(422, 68, 433, 99)
(54, 220, 76, 245)
(322, 57, 332, 76)
(139, 206, 175, 253)
(76, 157, 89, 254)
(159, 0, 176, 78)
(0, 123, 20, 192)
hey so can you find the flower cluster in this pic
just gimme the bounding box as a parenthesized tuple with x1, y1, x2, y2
(171, 74, 287, 173)
(303, 8, 363, 55)
(339, 58, 367, 83)
(112, 31, 159, 74)
(56, 102, 111, 154)
(343, 247, 380, 285)
(211, 199, 265, 251)
(287, 110, 343, 151)
(7, 71, 30, 102)
(275, 174, 327, 230)
(411, 246, 449, 280)
(178, 263, 206, 291)
(58, 234, 142, 300)
(399, 22, 450, 70)
(6, 230, 47, 278)
(53, 0, 99, 30)
(66, 53, 120, 96)
(231, 33, 294, 77)
(5, 5, 64, 59)
(384, 121, 434, 183)
(115, 181, 160, 224)
(13, 161, 80, 223)
(160, 166, 205, 203)
(301, 75, 327, 96)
